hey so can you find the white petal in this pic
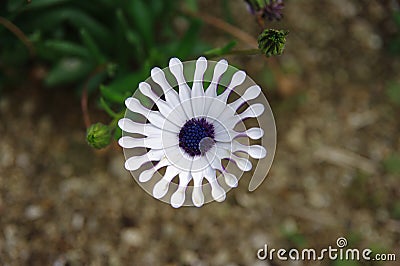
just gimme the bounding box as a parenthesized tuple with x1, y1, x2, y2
(215, 104, 236, 126)
(153, 178, 170, 199)
(238, 103, 265, 119)
(193, 56, 207, 83)
(204, 146, 239, 188)
(230, 154, 252, 171)
(191, 171, 204, 207)
(151, 67, 181, 108)
(223, 172, 238, 188)
(161, 131, 179, 150)
(124, 149, 164, 171)
(204, 167, 226, 202)
(171, 171, 192, 208)
(206, 97, 229, 120)
(215, 142, 252, 171)
(231, 142, 267, 159)
(161, 105, 187, 128)
(204, 59, 228, 114)
(163, 145, 193, 172)
(191, 57, 207, 117)
(153, 165, 180, 199)
(125, 97, 181, 133)
(138, 157, 170, 182)
(223, 103, 265, 129)
(169, 58, 194, 118)
(205, 59, 228, 98)
(214, 128, 232, 142)
(139, 82, 183, 124)
(217, 70, 246, 103)
(214, 143, 231, 159)
(236, 127, 264, 140)
(138, 82, 161, 104)
(118, 136, 163, 149)
(118, 118, 161, 136)
(228, 85, 261, 111)
(190, 155, 210, 173)
(214, 128, 264, 144)
(204, 145, 221, 170)
(191, 96, 206, 118)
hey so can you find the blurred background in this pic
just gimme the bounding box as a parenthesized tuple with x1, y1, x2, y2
(1, 0, 400, 265)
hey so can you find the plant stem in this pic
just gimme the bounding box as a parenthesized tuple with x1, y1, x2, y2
(207, 48, 262, 59)
(81, 64, 107, 128)
(108, 111, 124, 129)
(182, 9, 258, 49)
(0, 16, 35, 56)
(81, 82, 91, 128)
(99, 97, 119, 118)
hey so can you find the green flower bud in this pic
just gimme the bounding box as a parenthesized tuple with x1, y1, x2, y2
(258, 29, 288, 57)
(86, 122, 111, 149)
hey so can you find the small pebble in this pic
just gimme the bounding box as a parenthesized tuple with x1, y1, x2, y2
(121, 228, 143, 247)
(71, 213, 85, 230)
(25, 205, 43, 220)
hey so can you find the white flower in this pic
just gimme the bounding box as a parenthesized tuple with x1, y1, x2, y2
(118, 57, 271, 208)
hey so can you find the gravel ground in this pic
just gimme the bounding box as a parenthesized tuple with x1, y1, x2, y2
(1, 1, 400, 265)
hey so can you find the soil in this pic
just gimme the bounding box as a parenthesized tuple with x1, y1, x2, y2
(1, 1, 399, 265)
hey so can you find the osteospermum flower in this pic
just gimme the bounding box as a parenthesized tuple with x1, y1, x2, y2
(118, 57, 270, 208)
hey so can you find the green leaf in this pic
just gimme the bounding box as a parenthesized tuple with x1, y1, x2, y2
(21, 0, 70, 10)
(86, 71, 107, 93)
(383, 154, 400, 174)
(45, 58, 93, 87)
(204, 40, 237, 57)
(222, 0, 234, 24)
(28, 8, 110, 43)
(106, 71, 147, 94)
(149, 0, 165, 17)
(128, 0, 153, 46)
(184, 0, 198, 11)
(113, 127, 122, 140)
(386, 82, 400, 105)
(116, 9, 144, 60)
(393, 11, 400, 28)
(175, 20, 202, 59)
(99, 97, 118, 118)
(42, 40, 90, 58)
(80, 28, 106, 64)
(100, 84, 130, 104)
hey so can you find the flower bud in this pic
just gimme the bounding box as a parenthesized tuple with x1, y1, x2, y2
(244, 0, 284, 21)
(86, 123, 111, 149)
(257, 29, 288, 57)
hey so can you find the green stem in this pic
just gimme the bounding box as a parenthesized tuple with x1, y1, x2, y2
(207, 48, 261, 59)
(108, 110, 125, 130)
(100, 97, 119, 118)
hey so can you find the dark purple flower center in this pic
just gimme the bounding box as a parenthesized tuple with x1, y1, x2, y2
(178, 118, 215, 157)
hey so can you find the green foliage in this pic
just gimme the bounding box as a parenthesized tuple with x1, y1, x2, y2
(386, 82, 400, 106)
(0, 0, 286, 149)
(0, 0, 207, 114)
(389, 10, 400, 55)
(280, 224, 307, 248)
(382, 153, 400, 175)
(204, 41, 237, 57)
(331, 260, 360, 266)
(390, 200, 400, 219)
